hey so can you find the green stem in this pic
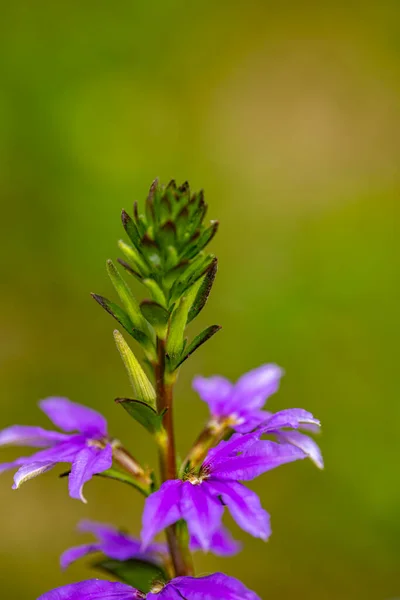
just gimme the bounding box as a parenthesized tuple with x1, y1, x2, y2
(154, 338, 194, 577)
(112, 445, 152, 490)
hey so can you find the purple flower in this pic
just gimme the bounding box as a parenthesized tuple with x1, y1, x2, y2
(193, 364, 284, 432)
(38, 573, 260, 600)
(60, 520, 167, 570)
(61, 519, 240, 568)
(0, 397, 112, 502)
(255, 408, 324, 469)
(142, 422, 311, 551)
(193, 365, 323, 469)
(190, 524, 241, 556)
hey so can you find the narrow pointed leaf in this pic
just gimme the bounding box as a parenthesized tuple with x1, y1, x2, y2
(121, 210, 142, 250)
(145, 192, 156, 225)
(163, 258, 188, 290)
(142, 278, 167, 307)
(187, 258, 218, 324)
(91, 294, 134, 333)
(182, 220, 219, 260)
(91, 294, 153, 352)
(185, 192, 207, 238)
(95, 468, 150, 495)
(117, 258, 143, 281)
(106, 260, 147, 332)
(164, 245, 179, 271)
(166, 296, 191, 360)
(93, 558, 166, 593)
(159, 195, 172, 222)
(116, 398, 165, 435)
(173, 325, 221, 369)
(157, 220, 177, 248)
(118, 240, 149, 277)
(59, 467, 149, 496)
(147, 178, 160, 218)
(114, 330, 156, 408)
(141, 235, 162, 268)
(169, 254, 215, 303)
(140, 301, 170, 337)
(175, 205, 190, 239)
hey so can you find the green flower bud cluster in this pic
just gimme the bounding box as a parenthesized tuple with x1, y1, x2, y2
(92, 179, 220, 408)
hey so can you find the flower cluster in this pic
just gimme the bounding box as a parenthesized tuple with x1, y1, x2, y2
(0, 180, 322, 599)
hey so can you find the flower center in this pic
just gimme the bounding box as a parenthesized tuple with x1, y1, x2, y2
(229, 412, 245, 425)
(184, 464, 211, 485)
(86, 438, 108, 449)
(150, 581, 165, 594)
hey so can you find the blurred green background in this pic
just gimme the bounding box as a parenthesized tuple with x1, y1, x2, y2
(1, 1, 399, 598)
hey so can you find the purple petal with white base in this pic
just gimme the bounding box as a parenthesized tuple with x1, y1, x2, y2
(7, 438, 88, 489)
(39, 573, 260, 600)
(142, 429, 304, 549)
(0, 398, 114, 501)
(258, 408, 320, 433)
(68, 444, 112, 502)
(277, 430, 324, 469)
(13, 461, 55, 489)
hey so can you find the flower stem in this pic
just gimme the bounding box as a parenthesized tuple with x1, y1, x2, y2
(153, 337, 194, 577)
(112, 445, 152, 490)
(181, 420, 231, 474)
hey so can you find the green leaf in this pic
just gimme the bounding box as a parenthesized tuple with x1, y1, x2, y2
(117, 258, 143, 282)
(59, 467, 150, 496)
(157, 220, 177, 248)
(121, 209, 143, 250)
(140, 300, 170, 337)
(95, 468, 150, 495)
(182, 220, 219, 260)
(169, 253, 215, 303)
(173, 325, 221, 369)
(185, 191, 207, 237)
(91, 294, 154, 352)
(93, 558, 166, 593)
(163, 258, 188, 290)
(133, 201, 147, 237)
(159, 194, 172, 222)
(116, 398, 165, 435)
(141, 235, 162, 269)
(187, 258, 218, 324)
(114, 330, 157, 407)
(164, 245, 179, 272)
(118, 240, 150, 277)
(175, 205, 190, 239)
(142, 278, 167, 307)
(106, 260, 147, 332)
(146, 178, 161, 226)
(91, 294, 134, 333)
(145, 189, 156, 226)
(166, 295, 191, 360)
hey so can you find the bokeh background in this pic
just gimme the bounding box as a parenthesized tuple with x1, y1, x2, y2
(1, 2, 399, 598)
